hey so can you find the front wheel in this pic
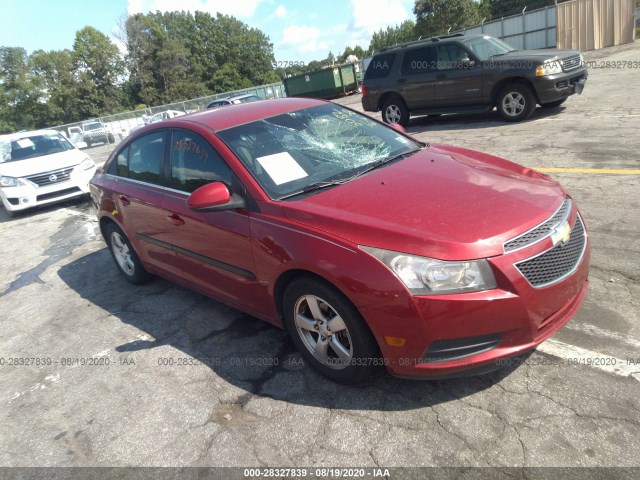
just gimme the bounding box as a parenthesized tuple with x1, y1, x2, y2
(381, 97, 410, 127)
(496, 84, 536, 121)
(104, 222, 151, 284)
(108, 133, 115, 143)
(283, 277, 382, 384)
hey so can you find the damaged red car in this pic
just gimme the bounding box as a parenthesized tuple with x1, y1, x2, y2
(89, 98, 589, 383)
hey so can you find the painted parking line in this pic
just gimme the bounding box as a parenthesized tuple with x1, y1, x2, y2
(534, 167, 640, 174)
(537, 338, 640, 382)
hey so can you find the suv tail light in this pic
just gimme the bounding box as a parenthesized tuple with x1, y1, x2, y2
(361, 84, 367, 97)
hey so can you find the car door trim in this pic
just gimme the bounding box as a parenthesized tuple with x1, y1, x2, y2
(135, 233, 256, 280)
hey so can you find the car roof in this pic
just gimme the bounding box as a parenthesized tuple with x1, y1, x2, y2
(174, 97, 325, 132)
(0, 129, 62, 142)
(376, 33, 485, 53)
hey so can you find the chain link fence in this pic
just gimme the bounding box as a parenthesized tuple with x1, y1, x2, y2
(52, 82, 286, 142)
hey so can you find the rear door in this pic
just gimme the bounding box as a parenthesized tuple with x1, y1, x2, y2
(397, 46, 437, 109)
(105, 130, 175, 272)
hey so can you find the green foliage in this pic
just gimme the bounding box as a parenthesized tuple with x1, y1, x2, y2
(0, 11, 280, 132)
(414, 0, 482, 38)
(124, 11, 278, 103)
(368, 20, 417, 54)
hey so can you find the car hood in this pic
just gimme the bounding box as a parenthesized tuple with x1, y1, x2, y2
(281, 145, 566, 260)
(0, 149, 87, 178)
(490, 49, 580, 63)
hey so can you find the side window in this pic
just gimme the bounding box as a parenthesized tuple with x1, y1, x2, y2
(126, 132, 165, 184)
(364, 53, 396, 79)
(401, 47, 435, 75)
(114, 146, 129, 177)
(436, 44, 470, 71)
(170, 130, 235, 193)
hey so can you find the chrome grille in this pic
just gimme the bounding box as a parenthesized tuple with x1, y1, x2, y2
(504, 198, 572, 252)
(562, 55, 581, 71)
(26, 167, 74, 187)
(516, 215, 586, 288)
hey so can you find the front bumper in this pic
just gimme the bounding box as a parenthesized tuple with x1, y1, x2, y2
(358, 213, 590, 379)
(535, 66, 588, 104)
(0, 166, 96, 213)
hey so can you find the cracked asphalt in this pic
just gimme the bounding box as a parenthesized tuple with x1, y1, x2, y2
(0, 41, 639, 475)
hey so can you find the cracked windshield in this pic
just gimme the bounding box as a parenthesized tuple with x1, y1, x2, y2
(218, 103, 421, 199)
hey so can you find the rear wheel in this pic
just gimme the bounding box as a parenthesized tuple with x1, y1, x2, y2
(496, 84, 536, 121)
(283, 277, 382, 384)
(381, 97, 410, 127)
(104, 222, 151, 284)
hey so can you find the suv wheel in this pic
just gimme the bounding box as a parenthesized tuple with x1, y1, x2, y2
(497, 84, 536, 122)
(108, 133, 115, 143)
(382, 98, 409, 127)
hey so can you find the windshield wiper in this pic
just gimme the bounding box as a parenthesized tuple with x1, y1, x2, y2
(277, 149, 420, 201)
(277, 180, 347, 200)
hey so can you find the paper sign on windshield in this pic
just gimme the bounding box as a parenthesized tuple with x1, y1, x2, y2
(17, 139, 35, 149)
(257, 152, 308, 185)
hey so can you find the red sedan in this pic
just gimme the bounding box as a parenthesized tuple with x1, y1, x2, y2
(89, 98, 589, 383)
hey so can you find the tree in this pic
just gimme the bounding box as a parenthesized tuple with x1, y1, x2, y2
(414, 0, 482, 38)
(0, 47, 39, 132)
(28, 49, 78, 126)
(368, 20, 416, 54)
(72, 26, 125, 118)
(124, 11, 279, 102)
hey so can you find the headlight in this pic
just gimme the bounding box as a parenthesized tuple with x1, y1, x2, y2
(579, 53, 585, 66)
(78, 158, 95, 171)
(536, 60, 563, 76)
(360, 246, 497, 295)
(0, 175, 24, 188)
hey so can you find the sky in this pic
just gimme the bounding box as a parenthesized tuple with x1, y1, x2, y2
(0, 0, 415, 63)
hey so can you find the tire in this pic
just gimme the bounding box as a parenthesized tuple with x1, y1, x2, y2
(104, 222, 152, 284)
(108, 133, 115, 143)
(542, 98, 567, 109)
(496, 83, 536, 122)
(283, 277, 382, 384)
(381, 97, 410, 127)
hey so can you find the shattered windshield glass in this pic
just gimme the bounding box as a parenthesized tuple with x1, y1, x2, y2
(217, 103, 421, 199)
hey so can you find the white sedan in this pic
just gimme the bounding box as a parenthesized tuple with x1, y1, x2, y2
(0, 130, 96, 217)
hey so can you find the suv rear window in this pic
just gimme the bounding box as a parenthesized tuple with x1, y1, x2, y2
(364, 53, 396, 79)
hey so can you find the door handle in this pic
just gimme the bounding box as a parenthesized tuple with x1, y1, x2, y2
(436, 74, 447, 80)
(397, 78, 407, 83)
(119, 195, 131, 206)
(166, 214, 185, 226)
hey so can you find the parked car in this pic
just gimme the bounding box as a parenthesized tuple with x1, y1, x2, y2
(206, 94, 262, 109)
(77, 120, 115, 147)
(362, 33, 588, 125)
(0, 130, 96, 216)
(63, 128, 88, 149)
(143, 109, 186, 125)
(90, 98, 589, 383)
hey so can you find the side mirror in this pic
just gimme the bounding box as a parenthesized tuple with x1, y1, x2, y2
(187, 182, 245, 211)
(389, 123, 407, 134)
(460, 58, 476, 69)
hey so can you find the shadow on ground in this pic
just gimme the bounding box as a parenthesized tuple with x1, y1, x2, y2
(58, 247, 525, 412)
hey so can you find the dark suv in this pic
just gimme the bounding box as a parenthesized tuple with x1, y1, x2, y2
(362, 34, 588, 125)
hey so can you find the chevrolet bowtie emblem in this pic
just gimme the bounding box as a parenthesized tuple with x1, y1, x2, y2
(551, 221, 572, 246)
